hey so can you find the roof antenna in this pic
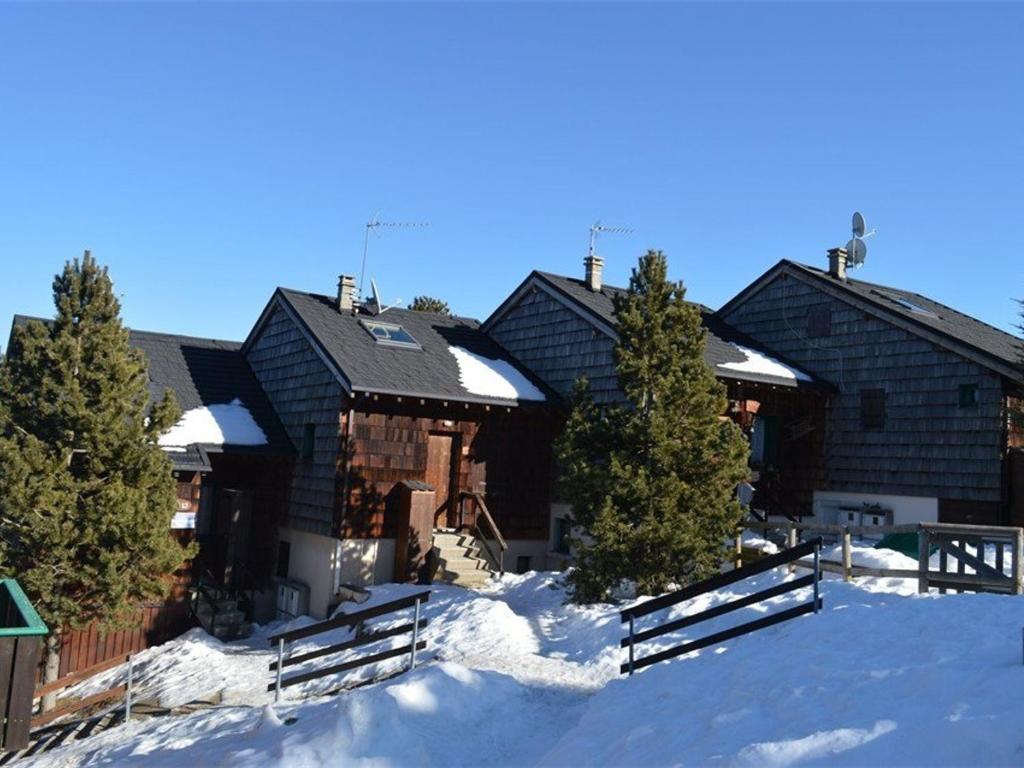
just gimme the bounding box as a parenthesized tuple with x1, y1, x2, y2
(846, 211, 877, 270)
(588, 220, 633, 259)
(359, 214, 430, 303)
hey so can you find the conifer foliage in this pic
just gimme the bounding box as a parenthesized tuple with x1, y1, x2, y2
(409, 295, 451, 316)
(0, 252, 192, 690)
(556, 250, 750, 602)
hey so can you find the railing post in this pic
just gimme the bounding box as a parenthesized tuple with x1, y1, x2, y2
(125, 653, 134, 722)
(917, 526, 929, 594)
(274, 637, 285, 703)
(813, 540, 820, 614)
(786, 523, 797, 574)
(1015, 529, 1024, 596)
(734, 531, 743, 569)
(628, 615, 635, 676)
(842, 526, 852, 582)
(410, 596, 422, 671)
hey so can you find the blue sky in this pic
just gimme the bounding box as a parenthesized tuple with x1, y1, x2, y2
(1, 2, 1021, 346)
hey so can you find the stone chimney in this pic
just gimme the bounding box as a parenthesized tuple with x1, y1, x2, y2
(827, 247, 848, 281)
(584, 255, 604, 292)
(337, 274, 357, 312)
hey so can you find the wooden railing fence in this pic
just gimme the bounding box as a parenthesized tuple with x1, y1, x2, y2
(739, 521, 1024, 595)
(267, 591, 430, 701)
(31, 653, 135, 730)
(620, 538, 822, 676)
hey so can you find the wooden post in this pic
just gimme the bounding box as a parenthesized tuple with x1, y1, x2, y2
(786, 524, 797, 574)
(842, 527, 852, 582)
(1015, 528, 1024, 596)
(917, 526, 929, 594)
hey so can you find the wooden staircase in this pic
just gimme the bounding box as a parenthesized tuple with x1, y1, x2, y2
(432, 530, 496, 588)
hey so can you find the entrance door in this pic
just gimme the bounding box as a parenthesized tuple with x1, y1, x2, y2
(220, 489, 251, 587)
(425, 434, 459, 528)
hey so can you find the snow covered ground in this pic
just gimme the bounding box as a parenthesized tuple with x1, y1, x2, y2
(24, 566, 1024, 767)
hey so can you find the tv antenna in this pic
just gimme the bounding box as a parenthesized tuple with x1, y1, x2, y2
(588, 220, 633, 258)
(359, 214, 430, 300)
(845, 211, 877, 269)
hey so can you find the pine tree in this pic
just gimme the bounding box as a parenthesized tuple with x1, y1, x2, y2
(0, 252, 192, 705)
(409, 296, 451, 316)
(555, 250, 750, 602)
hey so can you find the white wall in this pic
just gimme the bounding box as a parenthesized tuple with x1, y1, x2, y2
(337, 538, 396, 587)
(812, 490, 938, 527)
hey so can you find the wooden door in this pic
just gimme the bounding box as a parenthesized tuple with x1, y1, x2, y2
(425, 434, 459, 528)
(221, 489, 251, 587)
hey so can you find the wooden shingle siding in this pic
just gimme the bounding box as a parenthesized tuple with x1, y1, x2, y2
(722, 273, 1004, 502)
(486, 287, 622, 404)
(245, 302, 345, 536)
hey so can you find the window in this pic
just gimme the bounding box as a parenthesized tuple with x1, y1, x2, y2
(553, 517, 572, 555)
(360, 320, 421, 349)
(301, 423, 315, 461)
(276, 541, 291, 579)
(958, 383, 979, 408)
(807, 306, 832, 338)
(516, 556, 532, 574)
(873, 290, 939, 319)
(860, 389, 886, 430)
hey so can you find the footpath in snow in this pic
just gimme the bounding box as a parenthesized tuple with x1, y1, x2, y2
(22, 565, 1024, 767)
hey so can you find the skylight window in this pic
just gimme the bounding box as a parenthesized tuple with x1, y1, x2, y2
(874, 291, 939, 319)
(360, 320, 421, 349)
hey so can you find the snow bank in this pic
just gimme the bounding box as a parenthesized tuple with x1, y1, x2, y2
(28, 572, 1024, 767)
(448, 346, 546, 401)
(718, 344, 812, 382)
(159, 398, 268, 448)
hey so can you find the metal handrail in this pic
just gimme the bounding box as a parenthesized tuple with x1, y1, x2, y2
(460, 491, 507, 574)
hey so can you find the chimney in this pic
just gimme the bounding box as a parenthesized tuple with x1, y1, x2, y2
(584, 255, 604, 292)
(337, 274, 357, 312)
(827, 247, 848, 281)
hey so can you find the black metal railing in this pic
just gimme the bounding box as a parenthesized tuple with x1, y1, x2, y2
(267, 591, 430, 700)
(620, 538, 822, 675)
(460, 491, 507, 574)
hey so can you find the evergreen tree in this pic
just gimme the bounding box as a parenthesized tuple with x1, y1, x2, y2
(555, 250, 750, 602)
(409, 296, 451, 316)
(0, 252, 192, 704)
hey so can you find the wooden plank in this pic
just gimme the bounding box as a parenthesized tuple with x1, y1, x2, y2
(268, 592, 431, 645)
(0, 637, 15, 750)
(792, 559, 918, 579)
(270, 641, 427, 691)
(30, 685, 126, 729)
(5, 637, 41, 750)
(935, 540, 1006, 581)
(926, 572, 1017, 593)
(34, 654, 131, 699)
(620, 575, 815, 648)
(269, 620, 428, 671)
(621, 600, 821, 674)
(621, 539, 821, 622)
(922, 522, 1022, 539)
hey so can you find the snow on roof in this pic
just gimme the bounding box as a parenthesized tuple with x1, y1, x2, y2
(448, 346, 546, 402)
(717, 344, 812, 382)
(159, 398, 269, 448)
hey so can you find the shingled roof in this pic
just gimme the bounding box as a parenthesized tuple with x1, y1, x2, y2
(719, 260, 1024, 383)
(489, 271, 825, 390)
(9, 316, 293, 469)
(247, 288, 552, 407)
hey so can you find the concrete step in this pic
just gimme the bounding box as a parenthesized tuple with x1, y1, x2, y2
(438, 554, 490, 573)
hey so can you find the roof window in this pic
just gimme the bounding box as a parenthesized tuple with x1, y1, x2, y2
(360, 320, 421, 349)
(874, 291, 939, 318)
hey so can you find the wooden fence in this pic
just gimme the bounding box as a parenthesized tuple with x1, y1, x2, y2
(740, 520, 1024, 595)
(620, 539, 822, 675)
(31, 653, 135, 730)
(0, 580, 48, 752)
(268, 591, 430, 700)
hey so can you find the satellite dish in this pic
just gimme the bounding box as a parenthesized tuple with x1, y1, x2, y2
(852, 212, 866, 238)
(846, 238, 867, 267)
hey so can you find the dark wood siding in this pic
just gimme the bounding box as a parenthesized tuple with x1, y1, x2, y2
(245, 302, 345, 536)
(342, 398, 556, 541)
(487, 286, 622, 404)
(722, 272, 1004, 503)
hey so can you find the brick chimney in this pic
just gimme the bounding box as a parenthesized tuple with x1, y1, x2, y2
(584, 255, 604, 292)
(337, 274, 357, 312)
(827, 247, 848, 281)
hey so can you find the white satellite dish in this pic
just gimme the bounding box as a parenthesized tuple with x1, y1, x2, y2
(852, 211, 866, 238)
(368, 278, 402, 315)
(846, 238, 867, 267)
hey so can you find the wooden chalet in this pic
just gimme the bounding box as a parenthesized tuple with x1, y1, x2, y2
(482, 257, 834, 536)
(241, 277, 557, 618)
(718, 249, 1024, 527)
